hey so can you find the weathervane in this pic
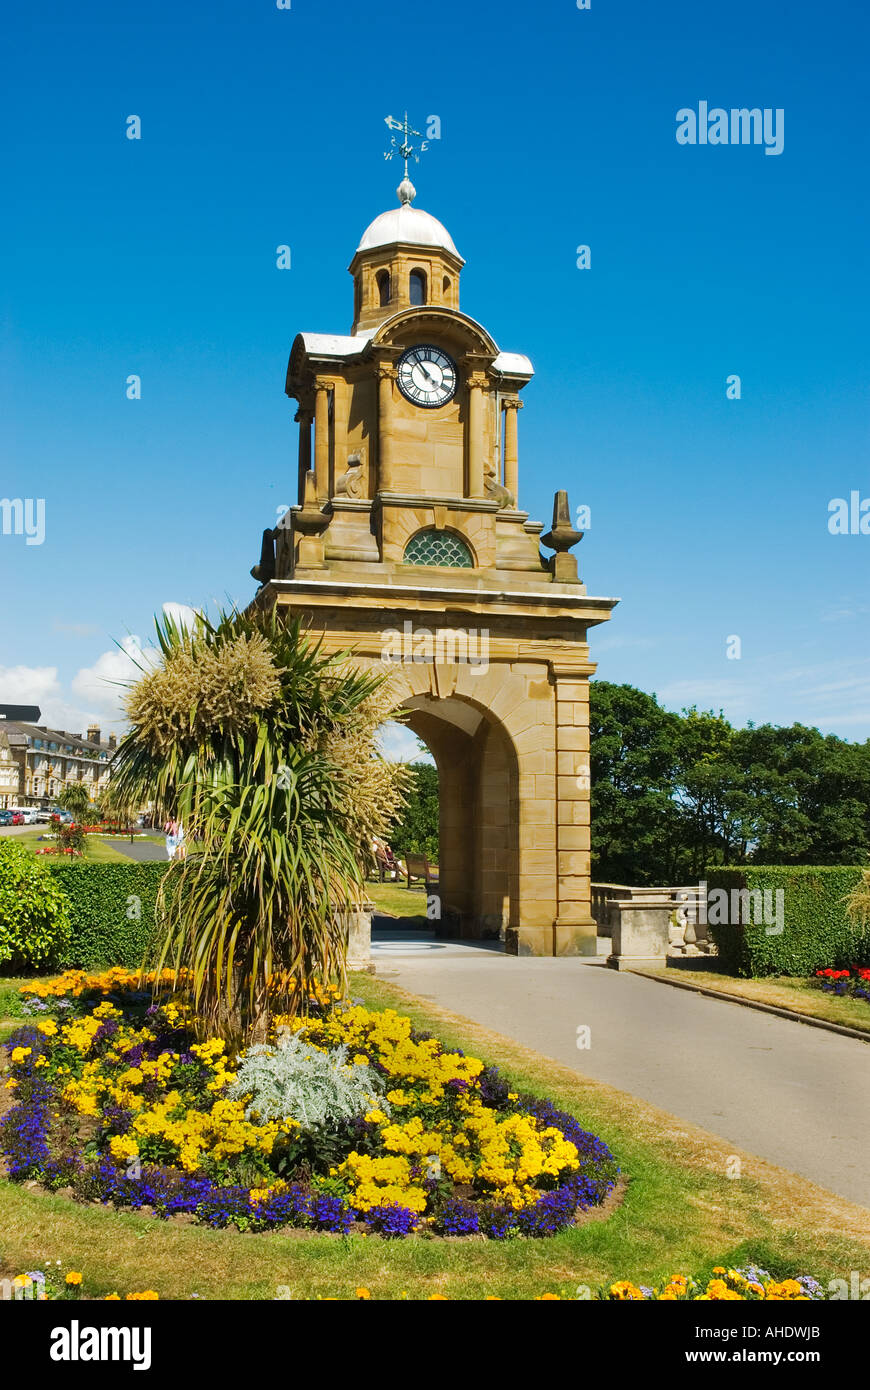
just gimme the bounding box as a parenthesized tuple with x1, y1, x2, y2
(384, 112, 428, 183)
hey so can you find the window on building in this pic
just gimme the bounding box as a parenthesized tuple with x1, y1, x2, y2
(403, 529, 474, 568)
(443, 275, 451, 296)
(409, 269, 427, 306)
(376, 270, 391, 307)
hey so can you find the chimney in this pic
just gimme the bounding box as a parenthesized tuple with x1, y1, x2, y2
(87, 724, 100, 745)
(108, 733, 117, 751)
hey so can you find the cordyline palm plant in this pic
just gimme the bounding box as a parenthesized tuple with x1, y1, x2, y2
(111, 606, 408, 1045)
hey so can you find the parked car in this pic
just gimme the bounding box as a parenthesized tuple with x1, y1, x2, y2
(0, 809, 13, 826)
(10, 811, 24, 825)
(34, 808, 54, 823)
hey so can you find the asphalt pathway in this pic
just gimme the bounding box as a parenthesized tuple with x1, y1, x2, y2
(372, 930, 870, 1208)
(106, 838, 169, 863)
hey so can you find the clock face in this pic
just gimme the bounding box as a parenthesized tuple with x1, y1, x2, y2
(396, 345, 457, 408)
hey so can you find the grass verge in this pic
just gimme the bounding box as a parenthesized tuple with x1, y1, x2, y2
(635, 967, 870, 1035)
(0, 973, 867, 1300)
(367, 881, 429, 920)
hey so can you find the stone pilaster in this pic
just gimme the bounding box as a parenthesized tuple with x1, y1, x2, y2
(466, 371, 487, 498)
(377, 364, 397, 492)
(552, 664, 597, 955)
(313, 382, 331, 502)
(502, 397, 522, 504)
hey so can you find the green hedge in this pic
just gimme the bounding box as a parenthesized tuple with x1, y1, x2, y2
(44, 862, 169, 970)
(706, 865, 870, 977)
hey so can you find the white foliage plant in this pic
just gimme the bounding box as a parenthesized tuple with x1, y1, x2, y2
(229, 1028, 388, 1129)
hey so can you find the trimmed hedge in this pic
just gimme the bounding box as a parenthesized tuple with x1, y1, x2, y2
(706, 865, 870, 977)
(44, 861, 169, 970)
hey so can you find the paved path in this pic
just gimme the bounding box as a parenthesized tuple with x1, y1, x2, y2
(102, 838, 169, 863)
(372, 928, 870, 1207)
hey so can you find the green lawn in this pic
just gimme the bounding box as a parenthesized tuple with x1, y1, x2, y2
(635, 966, 870, 1035)
(15, 828, 130, 864)
(0, 972, 867, 1300)
(366, 879, 429, 920)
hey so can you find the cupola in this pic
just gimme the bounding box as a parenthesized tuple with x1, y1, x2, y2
(348, 179, 464, 334)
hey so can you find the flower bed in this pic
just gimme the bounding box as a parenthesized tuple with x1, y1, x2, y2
(1, 969, 618, 1239)
(604, 1265, 824, 1300)
(1, 1263, 832, 1301)
(814, 966, 870, 1004)
(2, 1265, 158, 1302)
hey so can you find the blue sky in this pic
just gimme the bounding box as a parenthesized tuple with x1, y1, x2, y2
(1, 0, 868, 745)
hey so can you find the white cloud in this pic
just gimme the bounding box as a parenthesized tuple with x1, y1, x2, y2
(0, 664, 62, 708)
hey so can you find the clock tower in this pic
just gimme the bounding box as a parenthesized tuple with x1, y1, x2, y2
(251, 167, 618, 957)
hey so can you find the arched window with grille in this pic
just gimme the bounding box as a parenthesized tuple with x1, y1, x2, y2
(409, 269, 427, 306)
(403, 529, 474, 567)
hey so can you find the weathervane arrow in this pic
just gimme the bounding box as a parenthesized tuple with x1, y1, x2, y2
(384, 112, 429, 180)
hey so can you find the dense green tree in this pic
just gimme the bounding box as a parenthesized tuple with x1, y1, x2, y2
(589, 681, 870, 884)
(389, 760, 439, 860)
(589, 682, 684, 884)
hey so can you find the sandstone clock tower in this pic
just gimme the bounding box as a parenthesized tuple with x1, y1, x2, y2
(251, 151, 618, 956)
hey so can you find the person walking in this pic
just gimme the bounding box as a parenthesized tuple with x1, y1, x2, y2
(164, 817, 185, 861)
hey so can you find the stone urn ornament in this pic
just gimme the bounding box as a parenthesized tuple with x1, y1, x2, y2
(541, 490, 583, 582)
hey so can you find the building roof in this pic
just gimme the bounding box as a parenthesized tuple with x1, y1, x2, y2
(1, 721, 111, 755)
(295, 331, 373, 360)
(356, 204, 462, 260)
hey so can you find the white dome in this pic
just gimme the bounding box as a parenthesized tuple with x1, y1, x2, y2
(356, 204, 461, 259)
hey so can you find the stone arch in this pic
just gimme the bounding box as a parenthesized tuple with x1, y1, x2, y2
(402, 691, 519, 941)
(369, 655, 561, 949)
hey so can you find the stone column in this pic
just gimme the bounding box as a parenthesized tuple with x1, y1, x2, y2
(467, 371, 487, 498)
(553, 664, 597, 955)
(295, 406, 312, 504)
(313, 382, 330, 502)
(502, 397, 522, 503)
(377, 364, 397, 493)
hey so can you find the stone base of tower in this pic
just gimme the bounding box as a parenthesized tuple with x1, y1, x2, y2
(255, 578, 618, 959)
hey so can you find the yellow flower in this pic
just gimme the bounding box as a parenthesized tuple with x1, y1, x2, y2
(65, 1272, 83, 1286)
(10, 1047, 32, 1063)
(355, 1287, 372, 1300)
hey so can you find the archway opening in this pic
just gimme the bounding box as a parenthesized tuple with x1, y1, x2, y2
(384, 695, 518, 944)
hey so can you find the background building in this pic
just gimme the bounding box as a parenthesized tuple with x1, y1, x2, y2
(0, 706, 115, 809)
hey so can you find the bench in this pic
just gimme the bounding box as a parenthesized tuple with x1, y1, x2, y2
(403, 853, 439, 892)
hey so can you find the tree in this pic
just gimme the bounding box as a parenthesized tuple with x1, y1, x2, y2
(110, 607, 409, 1044)
(589, 681, 684, 884)
(589, 681, 870, 885)
(390, 761, 439, 860)
(57, 781, 91, 823)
